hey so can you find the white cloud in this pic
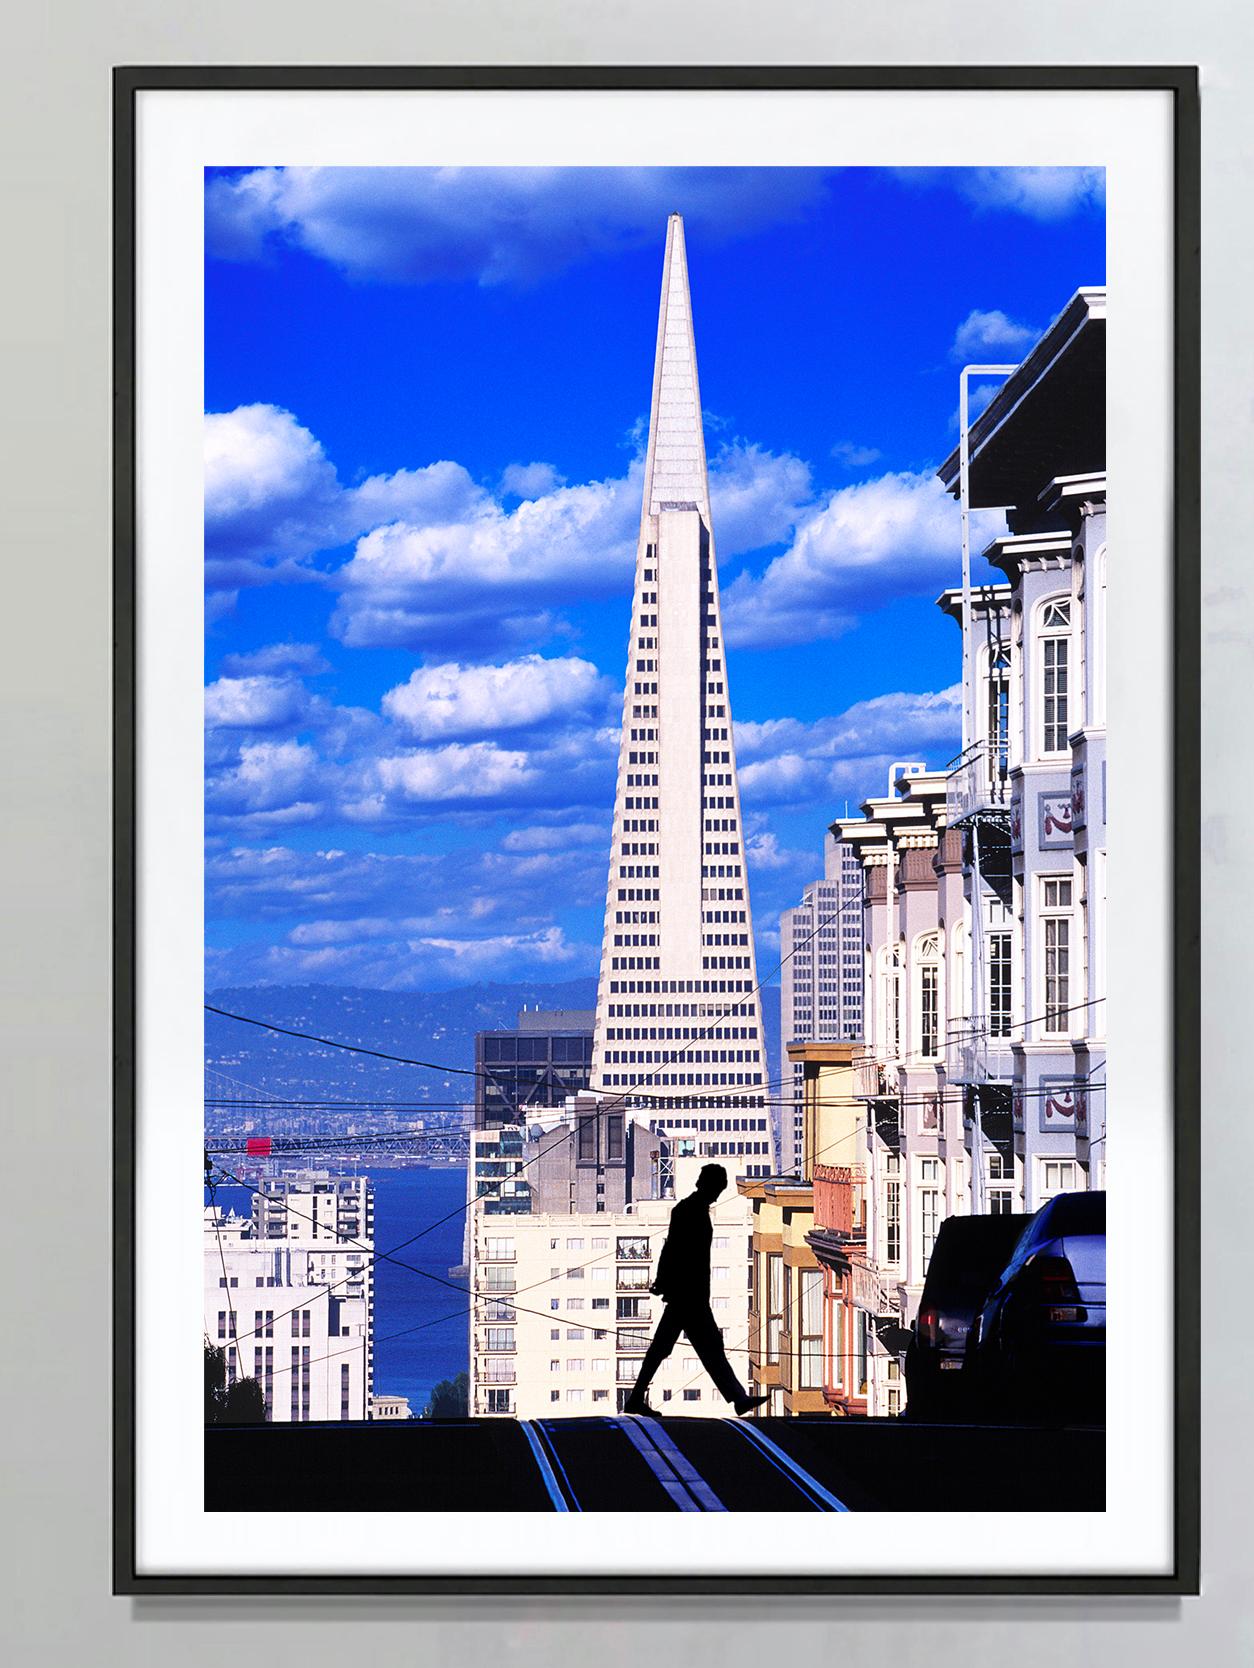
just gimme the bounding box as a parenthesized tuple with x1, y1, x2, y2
(738, 753, 828, 804)
(951, 308, 1040, 363)
(204, 404, 819, 650)
(381, 655, 609, 741)
(205, 740, 323, 830)
(205, 840, 606, 928)
(500, 461, 566, 499)
(204, 403, 486, 580)
(721, 471, 965, 649)
(331, 468, 640, 652)
(212, 921, 595, 990)
(205, 674, 310, 730)
(205, 166, 831, 286)
(744, 830, 809, 871)
(501, 822, 607, 853)
(708, 442, 812, 556)
(376, 741, 537, 805)
(219, 641, 328, 677)
(831, 441, 882, 470)
(734, 687, 962, 809)
(956, 167, 1105, 221)
(895, 166, 1105, 222)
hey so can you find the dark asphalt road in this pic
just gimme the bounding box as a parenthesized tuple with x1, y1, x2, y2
(206, 1415, 1105, 1513)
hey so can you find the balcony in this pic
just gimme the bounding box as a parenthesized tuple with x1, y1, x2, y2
(616, 1266, 652, 1291)
(945, 1019, 1014, 1087)
(812, 1164, 867, 1240)
(479, 1366, 516, 1385)
(853, 1048, 896, 1100)
(946, 740, 1010, 827)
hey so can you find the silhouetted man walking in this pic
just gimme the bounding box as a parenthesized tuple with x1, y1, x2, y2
(624, 1163, 769, 1417)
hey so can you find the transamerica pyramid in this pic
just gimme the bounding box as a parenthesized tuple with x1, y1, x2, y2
(590, 215, 774, 1186)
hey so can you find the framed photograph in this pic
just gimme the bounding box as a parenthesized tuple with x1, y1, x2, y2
(114, 66, 1199, 1595)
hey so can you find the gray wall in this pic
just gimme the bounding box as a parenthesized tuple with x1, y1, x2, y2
(0, 0, 1246, 1659)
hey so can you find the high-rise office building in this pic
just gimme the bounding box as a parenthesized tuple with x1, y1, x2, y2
(590, 215, 772, 1184)
(779, 834, 865, 1175)
(474, 1007, 595, 1130)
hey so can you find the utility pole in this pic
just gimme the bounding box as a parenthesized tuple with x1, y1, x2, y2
(959, 365, 1015, 1217)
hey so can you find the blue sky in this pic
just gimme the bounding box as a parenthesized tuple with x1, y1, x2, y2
(204, 165, 1105, 991)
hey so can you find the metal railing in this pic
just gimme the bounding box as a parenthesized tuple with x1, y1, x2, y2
(946, 739, 1009, 825)
(945, 1018, 1014, 1086)
(852, 1048, 895, 1100)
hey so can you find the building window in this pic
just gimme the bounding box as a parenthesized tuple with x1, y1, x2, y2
(829, 1294, 845, 1390)
(486, 1388, 512, 1414)
(988, 930, 1012, 1038)
(799, 1268, 823, 1389)
(485, 1327, 515, 1353)
(988, 1150, 1014, 1214)
(767, 1253, 784, 1364)
(606, 1114, 624, 1161)
(884, 1158, 902, 1265)
(917, 934, 940, 1059)
(1040, 598, 1071, 754)
(1040, 1159, 1081, 1202)
(919, 1158, 943, 1271)
(1041, 876, 1074, 1033)
(988, 645, 1011, 780)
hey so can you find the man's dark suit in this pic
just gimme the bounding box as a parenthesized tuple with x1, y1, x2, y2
(630, 1192, 746, 1406)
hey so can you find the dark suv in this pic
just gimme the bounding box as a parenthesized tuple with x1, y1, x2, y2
(967, 1189, 1106, 1425)
(903, 1212, 1031, 1421)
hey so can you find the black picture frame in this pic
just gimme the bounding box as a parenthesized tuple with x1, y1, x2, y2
(113, 63, 1200, 1597)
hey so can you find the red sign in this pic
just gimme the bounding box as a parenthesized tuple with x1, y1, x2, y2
(245, 1136, 272, 1157)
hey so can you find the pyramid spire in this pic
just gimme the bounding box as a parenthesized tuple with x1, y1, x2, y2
(641, 215, 711, 525)
(589, 217, 773, 1190)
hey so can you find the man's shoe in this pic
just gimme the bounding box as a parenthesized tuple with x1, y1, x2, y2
(623, 1395, 660, 1417)
(734, 1393, 770, 1417)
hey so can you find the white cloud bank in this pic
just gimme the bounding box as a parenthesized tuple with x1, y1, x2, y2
(721, 471, 964, 649)
(382, 655, 610, 741)
(205, 165, 832, 286)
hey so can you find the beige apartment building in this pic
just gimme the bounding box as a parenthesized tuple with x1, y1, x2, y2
(469, 1153, 752, 1419)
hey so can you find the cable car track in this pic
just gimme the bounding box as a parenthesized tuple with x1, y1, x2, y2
(522, 1416, 850, 1512)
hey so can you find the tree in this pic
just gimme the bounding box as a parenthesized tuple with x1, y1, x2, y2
(205, 1343, 226, 1423)
(204, 1341, 268, 1425)
(422, 1372, 469, 1418)
(220, 1377, 267, 1424)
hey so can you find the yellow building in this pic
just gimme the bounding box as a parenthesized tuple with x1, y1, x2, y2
(740, 1043, 865, 1415)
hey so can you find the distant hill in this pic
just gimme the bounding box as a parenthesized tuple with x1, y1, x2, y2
(205, 979, 780, 1115)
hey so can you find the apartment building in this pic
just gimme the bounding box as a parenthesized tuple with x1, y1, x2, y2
(204, 1203, 370, 1422)
(936, 286, 1108, 1211)
(815, 290, 1107, 1414)
(469, 1155, 752, 1419)
(248, 1172, 375, 1407)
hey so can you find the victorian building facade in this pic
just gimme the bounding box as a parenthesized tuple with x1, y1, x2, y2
(936, 286, 1108, 1213)
(822, 289, 1107, 1414)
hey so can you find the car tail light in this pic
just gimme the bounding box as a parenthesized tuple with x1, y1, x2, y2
(916, 1306, 940, 1347)
(1030, 1254, 1086, 1323)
